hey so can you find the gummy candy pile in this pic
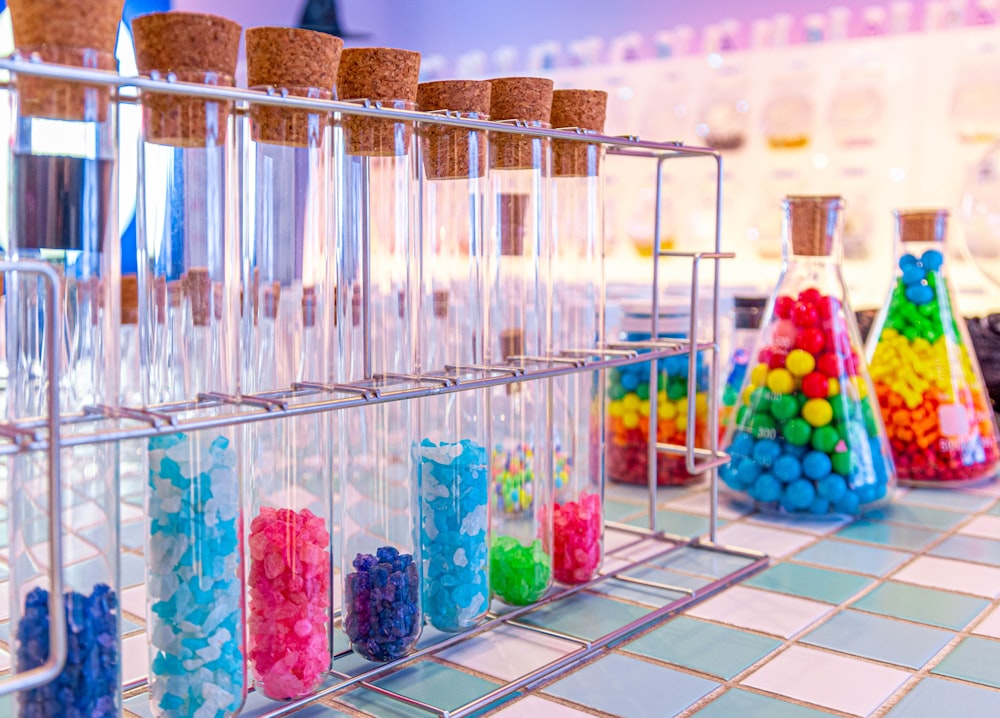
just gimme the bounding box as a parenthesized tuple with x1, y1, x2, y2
(492, 445, 569, 513)
(344, 547, 421, 662)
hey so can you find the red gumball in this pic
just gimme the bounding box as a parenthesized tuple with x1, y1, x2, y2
(817, 352, 840, 378)
(798, 288, 822, 305)
(817, 295, 840, 319)
(767, 350, 789, 369)
(774, 295, 795, 319)
(792, 301, 819, 327)
(794, 327, 825, 355)
(802, 372, 830, 399)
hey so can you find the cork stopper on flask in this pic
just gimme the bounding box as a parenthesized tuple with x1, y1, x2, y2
(132, 12, 242, 147)
(417, 80, 491, 180)
(337, 47, 421, 156)
(9, 0, 124, 121)
(246, 27, 343, 148)
(121, 274, 139, 325)
(784, 195, 844, 257)
(896, 209, 948, 243)
(489, 77, 554, 170)
(550, 89, 608, 177)
(186, 268, 212, 327)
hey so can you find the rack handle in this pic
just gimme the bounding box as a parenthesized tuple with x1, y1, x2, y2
(0, 260, 67, 697)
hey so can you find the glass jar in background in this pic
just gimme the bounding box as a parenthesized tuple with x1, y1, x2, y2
(242, 27, 340, 698)
(487, 77, 555, 606)
(6, 1, 123, 715)
(761, 74, 815, 151)
(549, 89, 607, 585)
(606, 301, 710, 487)
(133, 12, 246, 716)
(866, 210, 1000, 485)
(336, 47, 423, 661)
(414, 79, 492, 631)
(721, 196, 896, 517)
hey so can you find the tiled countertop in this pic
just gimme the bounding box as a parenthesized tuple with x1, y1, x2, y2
(4, 476, 1000, 717)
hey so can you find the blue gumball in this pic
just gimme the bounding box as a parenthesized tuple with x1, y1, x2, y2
(808, 497, 831, 515)
(901, 264, 926, 286)
(905, 284, 934, 306)
(783, 479, 816, 510)
(802, 451, 833, 480)
(752, 438, 782, 468)
(735, 457, 763, 487)
(920, 249, 943, 271)
(783, 443, 809, 459)
(750, 473, 782, 503)
(773, 455, 803, 483)
(620, 370, 640, 391)
(898, 253, 919, 270)
(834, 491, 861, 516)
(730, 431, 755, 458)
(817, 473, 848, 502)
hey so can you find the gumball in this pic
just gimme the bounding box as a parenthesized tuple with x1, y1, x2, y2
(798, 288, 822, 305)
(782, 418, 812, 446)
(783, 478, 816, 510)
(817, 353, 840, 378)
(771, 319, 799, 351)
(811, 425, 841, 453)
(901, 264, 926, 286)
(802, 372, 830, 399)
(802, 451, 833, 480)
(786, 349, 816, 377)
(794, 327, 825, 355)
(773, 455, 803, 482)
(817, 295, 841, 320)
(752, 439, 783, 468)
(767, 350, 789, 370)
(802, 398, 833, 427)
(792, 301, 819, 327)
(817, 473, 848, 502)
(750, 473, 782, 503)
(920, 249, 943, 271)
(831, 449, 852, 476)
(766, 369, 796, 395)
(898, 253, 918, 270)
(774, 295, 795, 319)
(770, 394, 800, 421)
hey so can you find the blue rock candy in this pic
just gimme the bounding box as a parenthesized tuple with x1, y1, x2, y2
(345, 549, 421, 661)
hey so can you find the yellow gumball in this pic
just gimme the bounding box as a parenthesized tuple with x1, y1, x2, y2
(676, 412, 688, 432)
(623, 393, 641, 410)
(661, 401, 678, 420)
(639, 400, 651, 417)
(802, 398, 833, 427)
(609, 400, 624, 417)
(850, 376, 868, 400)
(695, 393, 709, 416)
(786, 349, 816, 377)
(827, 377, 840, 398)
(766, 368, 795, 395)
(623, 411, 640, 429)
(750, 363, 769, 387)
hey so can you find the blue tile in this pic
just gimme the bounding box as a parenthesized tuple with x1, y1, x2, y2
(852, 582, 990, 631)
(887, 676, 1000, 718)
(744, 563, 874, 604)
(802, 610, 954, 669)
(516, 592, 649, 641)
(988, 501, 1000, 517)
(900, 489, 995, 513)
(932, 636, 1000, 689)
(625, 509, 723, 538)
(641, 545, 758, 580)
(692, 689, 837, 717)
(606, 498, 645, 521)
(545, 652, 718, 717)
(622, 616, 781, 679)
(620, 564, 714, 592)
(795, 538, 911, 576)
(931, 535, 1000, 567)
(864, 503, 967, 531)
(587, 577, 688, 608)
(835, 521, 940, 551)
(339, 661, 501, 718)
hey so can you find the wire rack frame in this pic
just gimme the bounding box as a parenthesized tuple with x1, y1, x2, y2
(0, 56, 769, 715)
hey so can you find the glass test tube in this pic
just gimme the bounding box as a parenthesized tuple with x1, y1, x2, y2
(133, 12, 246, 717)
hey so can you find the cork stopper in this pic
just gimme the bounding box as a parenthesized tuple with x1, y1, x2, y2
(121, 275, 139, 325)
(186, 267, 211, 326)
(500, 328, 524, 360)
(132, 12, 242, 147)
(784, 196, 844, 257)
(302, 286, 317, 328)
(550, 89, 608, 177)
(498, 193, 529, 256)
(9, 0, 124, 121)
(246, 27, 343, 148)
(433, 289, 450, 319)
(261, 281, 281, 320)
(418, 80, 491, 180)
(489, 77, 554, 170)
(337, 47, 421, 156)
(895, 209, 948, 243)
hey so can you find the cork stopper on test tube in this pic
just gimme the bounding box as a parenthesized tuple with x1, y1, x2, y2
(784, 195, 844, 257)
(132, 11, 242, 147)
(489, 77, 554, 170)
(417, 79, 491, 179)
(550, 89, 608, 177)
(246, 26, 343, 147)
(8, 0, 125, 121)
(337, 47, 422, 156)
(896, 209, 948, 243)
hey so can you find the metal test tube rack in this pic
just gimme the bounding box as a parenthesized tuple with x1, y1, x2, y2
(0, 56, 768, 716)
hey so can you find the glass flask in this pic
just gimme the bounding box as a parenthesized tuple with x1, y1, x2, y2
(695, 26, 750, 152)
(6, 1, 123, 714)
(414, 80, 492, 630)
(606, 301, 710, 487)
(549, 89, 607, 585)
(866, 210, 1000, 485)
(721, 296, 768, 436)
(242, 27, 341, 698)
(336, 47, 423, 661)
(761, 74, 815, 151)
(487, 77, 554, 605)
(721, 197, 896, 516)
(133, 12, 246, 716)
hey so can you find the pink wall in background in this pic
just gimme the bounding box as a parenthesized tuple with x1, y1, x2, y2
(175, 0, 987, 69)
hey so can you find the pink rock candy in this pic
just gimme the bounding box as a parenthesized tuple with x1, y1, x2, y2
(552, 493, 603, 584)
(248, 507, 331, 700)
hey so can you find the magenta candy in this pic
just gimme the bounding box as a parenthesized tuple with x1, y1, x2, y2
(248, 507, 331, 700)
(552, 493, 603, 584)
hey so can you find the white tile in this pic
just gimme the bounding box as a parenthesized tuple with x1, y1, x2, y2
(0, 648, 9, 672)
(489, 695, 594, 717)
(600, 556, 633, 574)
(120, 584, 147, 619)
(604, 528, 644, 553)
(746, 513, 851, 537)
(959, 515, 1000, 541)
(610, 538, 677, 564)
(743, 645, 909, 716)
(973, 604, 1000, 639)
(122, 633, 148, 684)
(893, 556, 1000, 598)
(0, 581, 9, 620)
(665, 492, 749, 520)
(716, 522, 816, 558)
(436, 624, 578, 681)
(686, 585, 833, 639)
